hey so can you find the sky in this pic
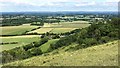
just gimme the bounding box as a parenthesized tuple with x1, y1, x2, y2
(0, 0, 119, 12)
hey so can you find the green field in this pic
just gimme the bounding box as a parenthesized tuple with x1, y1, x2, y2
(28, 27, 53, 34)
(1, 21, 89, 51)
(40, 39, 59, 52)
(60, 23, 90, 28)
(48, 21, 90, 28)
(4, 40, 118, 66)
(0, 24, 39, 35)
(0, 35, 40, 51)
(43, 21, 90, 28)
(28, 21, 90, 34)
(50, 28, 77, 34)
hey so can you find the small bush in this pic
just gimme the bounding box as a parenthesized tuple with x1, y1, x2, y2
(27, 47, 42, 56)
(108, 31, 118, 38)
(52, 35, 60, 39)
(82, 38, 98, 47)
(40, 37, 48, 45)
(23, 43, 34, 51)
(100, 36, 110, 43)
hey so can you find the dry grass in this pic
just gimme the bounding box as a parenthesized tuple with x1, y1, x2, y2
(28, 27, 53, 34)
(4, 40, 118, 66)
(28, 21, 90, 34)
(50, 28, 77, 33)
(43, 21, 90, 28)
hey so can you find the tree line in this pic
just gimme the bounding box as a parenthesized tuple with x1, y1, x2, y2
(2, 37, 48, 63)
(49, 17, 119, 50)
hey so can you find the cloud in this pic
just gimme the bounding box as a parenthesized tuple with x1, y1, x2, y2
(0, 0, 118, 12)
(75, 2, 95, 7)
(105, 0, 119, 2)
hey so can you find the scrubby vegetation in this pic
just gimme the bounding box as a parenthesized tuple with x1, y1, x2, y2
(3, 40, 118, 66)
(1, 17, 119, 65)
(1, 16, 44, 26)
(50, 18, 119, 50)
(1, 35, 40, 51)
(2, 37, 48, 63)
(30, 22, 44, 26)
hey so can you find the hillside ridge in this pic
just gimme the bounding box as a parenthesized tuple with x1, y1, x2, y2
(4, 40, 118, 66)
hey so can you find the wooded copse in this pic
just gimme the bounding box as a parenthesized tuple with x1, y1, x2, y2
(50, 18, 119, 49)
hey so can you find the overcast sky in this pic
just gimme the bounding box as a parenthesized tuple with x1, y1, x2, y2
(0, 0, 119, 12)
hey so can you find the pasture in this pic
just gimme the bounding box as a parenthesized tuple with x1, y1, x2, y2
(0, 35, 40, 51)
(0, 24, 39, 35)
(44, 21, 90, 28)
(28, 21, 90, 34)
(40, 39, 59, 52)
(27, 27, 53, 34)
(56, 21, 90, 28)
(0, 21, 90, 51)
(50, 28, 77, 34)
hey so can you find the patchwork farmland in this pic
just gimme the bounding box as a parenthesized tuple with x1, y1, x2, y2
(1, 12, 119, 67)
(1, 21, 90, 51)
(28, 21, 90, 34)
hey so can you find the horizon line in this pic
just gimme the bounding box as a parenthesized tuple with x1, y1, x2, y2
(1, 10, 118, 13)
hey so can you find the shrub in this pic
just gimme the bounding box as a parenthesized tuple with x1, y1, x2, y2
(41, 35, 45, 38)
(33, 42, 40, 47)
(27, 47, 42, 56)
(100, 36, 110, 43)
(108, 31, 118, 38)
(40, 37, 48, 45)
(23, 43, 34, 51)
(82, 38, 98, 47)
(52, 35, 60, 39)
(77, 38, 83, 45)
(2, 50, 14, 63)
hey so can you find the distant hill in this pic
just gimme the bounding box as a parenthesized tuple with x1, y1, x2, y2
(2, 11, 118, 16)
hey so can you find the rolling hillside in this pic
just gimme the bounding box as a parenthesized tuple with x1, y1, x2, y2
(4, 40, 118, 66)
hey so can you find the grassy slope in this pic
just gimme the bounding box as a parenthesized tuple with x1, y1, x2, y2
(40, 39, 59, 53)
(4, 40, 118, 66)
